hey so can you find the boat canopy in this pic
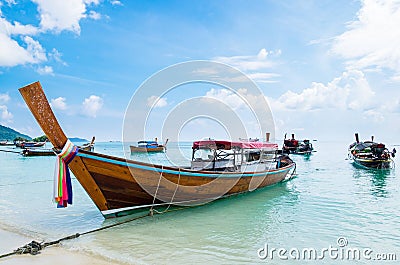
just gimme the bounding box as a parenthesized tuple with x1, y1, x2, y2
(138, 141, 157, 145)
(350, 141, 385, 151)
(192, 140, 278, 150)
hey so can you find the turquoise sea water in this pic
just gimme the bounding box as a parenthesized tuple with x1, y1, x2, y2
(0, 141, 399, 264)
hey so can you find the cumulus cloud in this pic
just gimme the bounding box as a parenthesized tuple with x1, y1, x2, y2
(204, 88, 244, 110)
(82, 95, 103, 117)
(37, 65, 53, 75)
(51, 97, 67, 110)
(0, 93, 12, 123)
(0, 0, 102, 69)
(0, 17, 44, 67)
(0, 105, 13, 122)
(147, 95, 168, 108)
(271, 70, 375, 111)
(32, 0, 101, 34)
(0, 17, 38, 36)
(332, 0, 400, 77)
(88, 10, 101, 20)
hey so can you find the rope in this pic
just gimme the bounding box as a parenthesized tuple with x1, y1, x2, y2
(283, 162, 297, 181)
(0, 212, 151, 259)
(149, 165, 163, 216)
(0, 149, 21, 154)
(153, 167, 181, 214)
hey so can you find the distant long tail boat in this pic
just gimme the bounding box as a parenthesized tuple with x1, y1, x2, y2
(348, 133, 396, 169)
(19, 81, 296, 218)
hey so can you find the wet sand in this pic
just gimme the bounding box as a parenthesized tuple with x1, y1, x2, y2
(0, 229, 123, 265)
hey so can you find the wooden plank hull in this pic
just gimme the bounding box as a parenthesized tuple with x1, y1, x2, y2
(22, 149, 55, 156)
(352, 157, 391, 169)
(71, 150, 295, 218)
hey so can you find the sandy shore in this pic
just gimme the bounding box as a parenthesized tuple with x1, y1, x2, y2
(0, 229, 123, 265)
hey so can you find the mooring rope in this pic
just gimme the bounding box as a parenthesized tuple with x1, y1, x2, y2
(154, 167, 181, 214)
(149, 165, 164, 216)
(0, 211, 152, 259)
(0, 149, 21, 154)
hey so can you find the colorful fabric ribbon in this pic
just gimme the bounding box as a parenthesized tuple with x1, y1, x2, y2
(53, 140, 79, 208)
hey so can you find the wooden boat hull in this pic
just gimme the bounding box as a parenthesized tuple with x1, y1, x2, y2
(352, 157, 392, 169)
(22, 149, 55, 156)
(130, 145, 164, 153)
(72, 150, 295, 218)
(16, 142, 46, 148)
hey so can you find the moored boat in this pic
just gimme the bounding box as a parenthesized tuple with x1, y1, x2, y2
(22, 148, 56, 156)
(0, 140, 15, 146)
(130, 139, 167, 153)
(19, 81, 296, 218)
(22, 139, 95, 157)
(282, 134, 314, 155)
(15, 141, 46, 148)
(348, 133, 396, 169)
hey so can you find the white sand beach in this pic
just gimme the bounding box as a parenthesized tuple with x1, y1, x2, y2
(0, 229, 124, 265)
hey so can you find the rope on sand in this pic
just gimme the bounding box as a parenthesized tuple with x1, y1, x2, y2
(0, 212, 151, 259)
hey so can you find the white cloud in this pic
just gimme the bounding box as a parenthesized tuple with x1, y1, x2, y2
(51, 97, 67, 110)
(32, 0, 101, 34)
(88, 10, 101, 20)
(24, 36, 47, 62)
(0, 34, 47, 67)
(110, 0, 123, 6)
(0, 93, 10, 103)
(147, 95, 168, 108)
(4, 0, 17, 5)
(332, 0, 400, 77)
(271, 70, 375, 111)
(363, 109, 385, 123)
(0, 0, 102, 68)
(246, 72, 280, 83)
(49, 48, 67, 65)
(82, 95, 103, 117)
(37, 65, 53, 75)
(0, 17, 38, 36)
(0, 105, 13, 123)
(214, 48, 279, 71)
(204, 88, 244, 110)
(0, 15, 45, 67)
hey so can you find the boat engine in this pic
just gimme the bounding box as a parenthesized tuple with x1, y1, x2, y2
(371, 143, 387, 158)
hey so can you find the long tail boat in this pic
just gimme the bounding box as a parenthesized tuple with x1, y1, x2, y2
(130, 139, 167, 153)
(15, 141, 46, 148)
(19, 81, 296, 218)
(348, 133, 396, 169)
(282, 133, 314, 155)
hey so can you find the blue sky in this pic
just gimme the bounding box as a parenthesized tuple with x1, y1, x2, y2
(1, 0, 400, 143)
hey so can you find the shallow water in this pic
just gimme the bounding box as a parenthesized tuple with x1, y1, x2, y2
(0, 141, 399, 264)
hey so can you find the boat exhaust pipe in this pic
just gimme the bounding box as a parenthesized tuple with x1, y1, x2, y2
(371, 135, 374, 142)
(266, 132, 270, 142)
(355, 133, 359, 143)
(291, 133, 295, 140)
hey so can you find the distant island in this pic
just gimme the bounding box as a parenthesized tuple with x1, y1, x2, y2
(0, 124, 31, 141)
(0, 124, 89, 143)
(69, 137, 89, 142)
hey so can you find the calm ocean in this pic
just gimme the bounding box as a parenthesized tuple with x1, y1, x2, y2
(0, 141, 399, 264)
